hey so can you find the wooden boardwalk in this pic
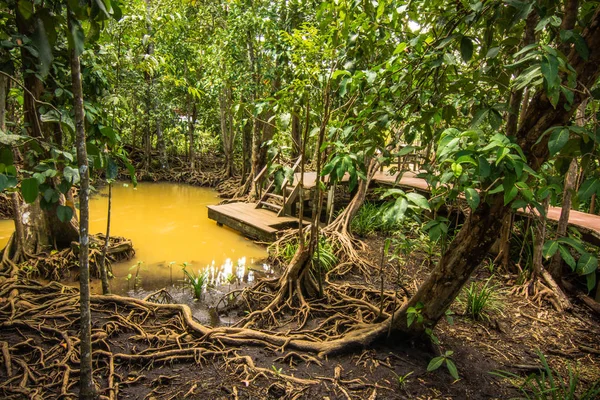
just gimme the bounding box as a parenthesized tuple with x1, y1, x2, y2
(208, 169, 600, 246)
(207, 202, 307, 242)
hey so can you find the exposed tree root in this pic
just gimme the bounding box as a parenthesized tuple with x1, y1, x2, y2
(0, 277, 399, 398)
(0, 234, 134, 281)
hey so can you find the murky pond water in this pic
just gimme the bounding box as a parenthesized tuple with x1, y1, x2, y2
(0, 182, 270, 324)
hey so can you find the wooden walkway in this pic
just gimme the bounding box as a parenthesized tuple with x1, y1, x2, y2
(207, 202, 307, 242)
(208, 169, 600, 246)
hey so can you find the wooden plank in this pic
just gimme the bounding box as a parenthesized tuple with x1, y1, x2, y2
(207, 205, 277, 242)
(207, 202, 307, 243)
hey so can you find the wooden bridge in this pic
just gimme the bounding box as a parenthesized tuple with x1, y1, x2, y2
(208, 165, 600, 246)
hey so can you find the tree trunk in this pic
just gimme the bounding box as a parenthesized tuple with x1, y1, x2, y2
(549, 100, 586, 280)
(143, 0, 154, 171)
(188, 102, 197, 169)
(325, 158, 380, 236)
(219, 84, 235, 177)
(68, 13, 96, 400)
(291, 106, 301, 159)
(390, 5, 600, 336)
(241, 115, 252, 181)
(16, 6, 45, 140)
(0, 73, 7, 132)
(98, 182, 112, 295)
(532, 197, 572, 311)
(156, 117, 167, 169)
(247, 116, 263, 198)
(1, 3, 80, 264)
(548, 158, 578, 280)
(496, 213, 514, 271)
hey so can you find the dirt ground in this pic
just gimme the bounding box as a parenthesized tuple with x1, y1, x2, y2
(1, 230, 599, 400)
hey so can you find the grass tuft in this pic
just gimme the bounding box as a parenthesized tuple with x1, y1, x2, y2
(459, 277, 503, 321)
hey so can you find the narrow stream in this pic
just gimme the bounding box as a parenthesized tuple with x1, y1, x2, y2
(0, 182, 270, 325)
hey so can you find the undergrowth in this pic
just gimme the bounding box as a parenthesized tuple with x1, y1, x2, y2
(458, 277, 503, 321)
(492, 350, 600, 400)
(182, 267, 209, 299)
(278, 235, 337, 272)
(351, 202, 403, 236)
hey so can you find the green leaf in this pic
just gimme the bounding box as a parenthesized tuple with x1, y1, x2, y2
(451, 162, 463, 177)
(106, 156, 118, 180)
(63, 166, 80, 184)
(541, 54, 559, 88)
(407, 312, 415, 327)
(478, 157, 491, 178)
(112, 1, 123, 20)
(32, 18, 53, 78)
(503, 177, 518, 205)
(393, 42, 407, 55)
(578, 178, 599, 202)
(398, 146, 416, 157)
(406, 192, 430, 210)
(58, 178, 71, 194)
(486, 47, 500, 59)
(558, 245, 576, 270)
(548, 128, 569, 156)
(470, 109, 488, 128)
(557, 236, 586, 254)
(57, 205, 74, 223)
(586, 273, 596, 293)
(68, 17, 85, 56)
(0, 147, 14, 166)
(465, 188, 480, 210)
(332, 70, 350, 80)
(577, 252, 598, 276)
(573, 33, 589, 61)
(427, 356, 445, 372)
(543, 240, 559, 258)
(460, 36, 473, 62)
(446, 359, 459, 380)
(17, 0, 33, 20)
(0, 173, 8, 192)
(365, 70, 377, 84)
(21, 178, 39, 203)
(100, 126, 119, 145)
(94, 0, 111, 19)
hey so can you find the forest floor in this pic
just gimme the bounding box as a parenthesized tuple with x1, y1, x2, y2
(119, 235, 600, 400)
(1, 231, 599, 399)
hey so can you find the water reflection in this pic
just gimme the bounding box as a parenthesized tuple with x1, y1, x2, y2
(119, 256, 275, 326)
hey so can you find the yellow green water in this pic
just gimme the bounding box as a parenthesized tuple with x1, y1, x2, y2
(0, 182, 268, 296)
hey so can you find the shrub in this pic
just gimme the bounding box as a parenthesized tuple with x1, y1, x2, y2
(351, 202, 403, 236)
(183, 268, 209, 299)
(277, 236, 337, 272)
(492, 350, 600, 400)
(459, 277, 502, 321)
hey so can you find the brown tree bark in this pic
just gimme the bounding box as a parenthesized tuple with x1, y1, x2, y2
(219, 84, 235, 177)
(548, 158, 578, 279)
(532, 198, 572, 311)
(98, 182, 112, 295)
(0, 73, 7, 132)
(241, 114, 252, 181)
(143, 0, 154, 171)
(67, 12, 96, 400)
(291, 106, 302, 159)
(188, 101, 197, 169)
(548, 101, 587, 279)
